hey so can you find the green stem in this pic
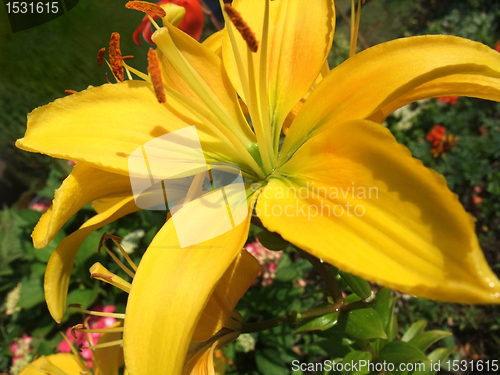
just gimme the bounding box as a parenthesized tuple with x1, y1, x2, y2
(241, 315, 294, 334)
(297, 249, 344, 306)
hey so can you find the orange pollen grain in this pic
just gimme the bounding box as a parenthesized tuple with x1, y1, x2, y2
(148, 48, 166, 103)
(125, 1, 166, 18)
(109, 33, 124, 82)
(64, 90, 77, 95)
(224, 4, 259, 52)
(97, 47, 105, 67)
(91, 272, 113, 281)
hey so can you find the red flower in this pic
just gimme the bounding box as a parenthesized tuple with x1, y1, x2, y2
(426, 125, 458, 157)
(133, 0, 204, 45)
(437, 96, 459, 105)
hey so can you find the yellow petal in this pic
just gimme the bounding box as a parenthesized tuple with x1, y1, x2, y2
(282, 35, 500, 159)
(222, 0, 335, 132)
(19, 353, 88, 375)
(32, 163, 131, 249)
(155, 24, 252, 138)
(123, 206, 251, 375)
(260, 120, 500, 304)
(193, 249, 260, 342)
(93, 322, 125, 375)
(45, 196, 139, 323)
(202, 30, 223, 56)
(16, 81, 242, 176)
(368, 74, 500, 122)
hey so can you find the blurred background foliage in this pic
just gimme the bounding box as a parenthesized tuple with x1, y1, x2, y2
(1, 0, 500, 374)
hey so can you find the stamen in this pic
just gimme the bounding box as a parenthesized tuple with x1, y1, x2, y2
(109, 33, 124, 82)
(101, 233, 139, 272)
(59, 332, 88, 370)
(122, 55, 134, 60)
(64, 90, 77, 95)
(81, 339, 123, 350)
(350, 0, 362, 57)
(125, 1, 166, 18)
(105, 72, 111, 84)
(101, 245, 135, 278)
(148, 48, 166, 103)
(122, 57, 265, 179)
(224, 4, 258, 52)
(90, 272, 113, 281)
(97, 47, 105, 67)
(99, 233, 138, 272)
(72, 324, 124, 336)
(68, 304, 126, 319)
(89, 262, 132, 293)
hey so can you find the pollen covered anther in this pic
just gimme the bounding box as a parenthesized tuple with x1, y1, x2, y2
(147, 48, 166, 103)
(109, 33, 124, 82)
(224, 4, 259, 52)
(125, 1, 166, 18)
(91, 272, 113, 281)
(97, 47, 105, 67)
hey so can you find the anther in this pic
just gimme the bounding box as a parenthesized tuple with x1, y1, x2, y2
(99, 232, 121, 255)
(125, 1, 167, 18)
(224, 4, 259, 52)
(70, 324, 84, 339)
(122, 55, 134, 60)
(109, 33, 124, 82)
(91, 272, 113, 281)
(97, 47, 105, 67)
(64, 90, 77, 95)
(148, 48, 166, 103)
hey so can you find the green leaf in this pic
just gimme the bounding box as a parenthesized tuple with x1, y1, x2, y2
(75, 230, 105, 266)
(66, 283, 100, 312)
(409, 330, 452, 352)
(341, 351, 373, 375)
(377, 341, 429, 368)
(255, 229, 289, 250)
(33, 230, 66, 263)
(276, 253, 299, 282)
(255, 347, 288, 375)
(316, 338, 351, 359)
(339, 308, 387, 340)
(410, 348, 454, 375)
(373, 288, 398, 341)
(18, 272, 45, 309)
(401, 320, 428, 342)
(295, 312, 339, 333)
(0, 208, 24, 273)
(339, 271, 372, 300)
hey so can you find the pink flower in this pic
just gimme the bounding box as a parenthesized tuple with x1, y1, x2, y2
(58, 305, 117, 368)
(245, 241, 282, 286)
(28, 196, 51, 212)
(10, 334, 32, 365)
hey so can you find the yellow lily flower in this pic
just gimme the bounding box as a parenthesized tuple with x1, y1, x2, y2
(18, 328, 123, 375)
(18, 353, 90, 375)
(15, 0, 500, 373)
(79, 243, 260, 375)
